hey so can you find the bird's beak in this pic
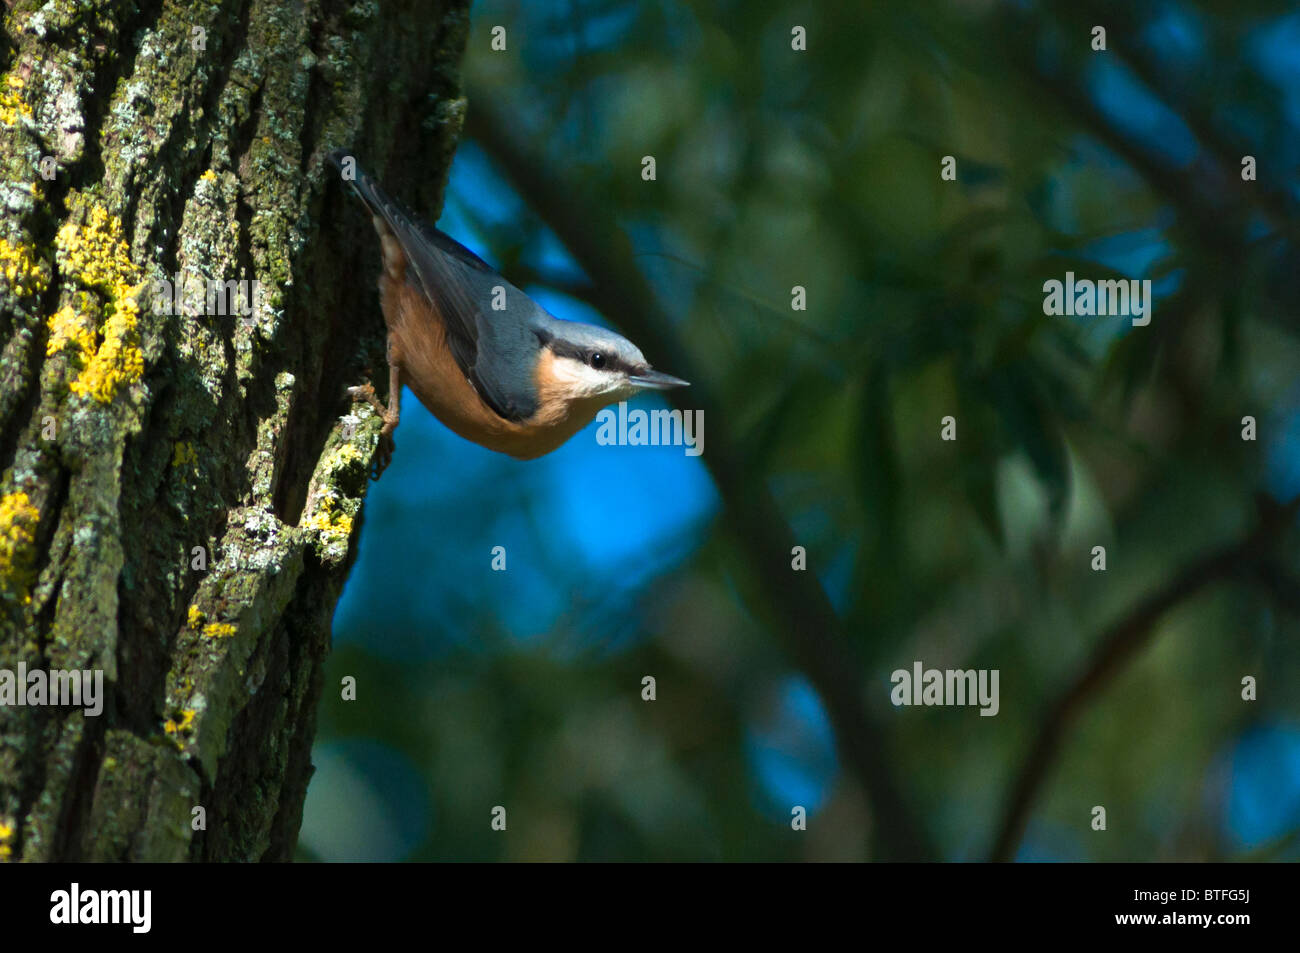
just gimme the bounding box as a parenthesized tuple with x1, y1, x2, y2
(628, 369, 690, 390)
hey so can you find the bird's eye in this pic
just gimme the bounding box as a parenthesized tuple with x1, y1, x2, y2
(589, 352, 606, 369)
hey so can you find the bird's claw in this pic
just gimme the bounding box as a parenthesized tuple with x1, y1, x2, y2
(371, 431, 395, 480)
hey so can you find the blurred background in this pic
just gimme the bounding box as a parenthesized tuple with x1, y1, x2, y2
(299, 0, 1300, 861)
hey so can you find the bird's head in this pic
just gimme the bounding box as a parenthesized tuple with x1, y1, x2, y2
(537, 321, 689, 406)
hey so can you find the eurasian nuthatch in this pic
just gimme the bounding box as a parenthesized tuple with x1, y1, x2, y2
(329, 151, 688, 474)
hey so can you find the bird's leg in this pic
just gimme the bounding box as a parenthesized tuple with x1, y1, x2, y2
(347, 335, 402, 478)
(377, 352, 401, 469)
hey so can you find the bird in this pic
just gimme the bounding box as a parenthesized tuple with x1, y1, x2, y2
(328, 150, 688, 476)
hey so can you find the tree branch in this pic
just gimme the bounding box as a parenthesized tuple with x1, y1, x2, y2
(989, 496, 1299, 862)
(995, 5, 1255, 266)
(465, 99, 936, 861)
(1067, 1, 1299, 239)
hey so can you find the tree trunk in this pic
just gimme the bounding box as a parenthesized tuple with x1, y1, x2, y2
(0, 0, 468, 861)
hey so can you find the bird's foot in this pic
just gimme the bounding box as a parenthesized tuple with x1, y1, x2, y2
(372, 431, 395, 479)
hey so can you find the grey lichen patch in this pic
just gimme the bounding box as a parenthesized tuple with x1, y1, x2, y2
(247, 369, 295, 507)
(97, 3, 230, 201)
(169, 168, 244, 399)
(428, 93, 468, 139)
(11, 0, 116, 41)
(225, 507, 294, 576)
(0, 178, 44, 219)
(171, 507, 304, 781)
(177, 170, 241, 277)
(341, 0, 381, 29)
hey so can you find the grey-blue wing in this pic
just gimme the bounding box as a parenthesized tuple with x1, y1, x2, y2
(401, 235, 543, 422)
(331, 152, 540, 421)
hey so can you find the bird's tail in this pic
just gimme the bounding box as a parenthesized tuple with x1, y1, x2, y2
(328, 150, 406, 232)
(329, 149, 430, 283)
(328, 149, 495, 277)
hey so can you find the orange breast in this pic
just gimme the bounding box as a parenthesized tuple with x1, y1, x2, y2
(379, 278, 605, 459)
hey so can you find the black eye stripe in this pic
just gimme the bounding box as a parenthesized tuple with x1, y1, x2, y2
(548, 340, 631, 374)
(597, 353, 633, 374)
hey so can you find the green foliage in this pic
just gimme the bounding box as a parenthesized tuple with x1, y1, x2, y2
(309, 0, 1300, 861)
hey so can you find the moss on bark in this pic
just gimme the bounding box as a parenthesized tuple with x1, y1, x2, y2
(0, 0, 468, 861)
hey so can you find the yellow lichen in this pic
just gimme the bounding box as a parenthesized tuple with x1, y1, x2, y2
(0, 74, 33, 127)
(186, 604, 203, 629)
(326, 442, 365, 471)
(304, 494, 353, 543)
(0, 491, 39, 604)
(0, 238, 48, 298)
(53, 207, 146, 404)
(46, 304, 96, 359)
(70, 301, 143, 402)
(202, 621, 236, 638)
(199, 169, 217, 183)
(0, 817, 13, 862)
(172, 441, 198, 467)
(164, 709, 196, 736)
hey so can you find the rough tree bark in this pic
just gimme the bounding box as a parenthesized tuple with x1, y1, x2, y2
(0, 0, 468, 861)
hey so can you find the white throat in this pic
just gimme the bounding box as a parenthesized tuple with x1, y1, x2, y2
(550, 355, 629, 400)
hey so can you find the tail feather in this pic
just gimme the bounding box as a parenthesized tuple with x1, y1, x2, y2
(329, 149, 405, 231)
(328, 150, 494, 275)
